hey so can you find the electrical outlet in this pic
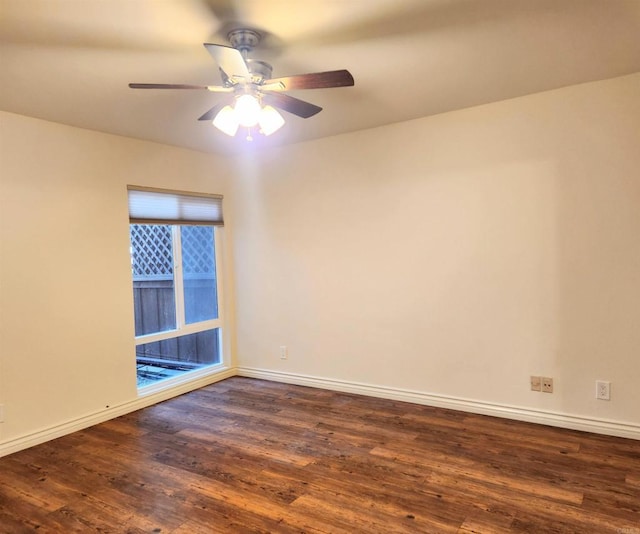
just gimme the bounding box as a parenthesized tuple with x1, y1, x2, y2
(541, 377, 553, 393)
(530, 376, 541, 391)
(280, 345, 288, 360)
(0, 404, 4, 423)
(596, 380, 611, 401)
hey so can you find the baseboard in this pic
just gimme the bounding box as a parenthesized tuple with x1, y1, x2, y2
(3, 365, 638, 458)
(236, 367, 640, 441)
(0, 367, 236, 458)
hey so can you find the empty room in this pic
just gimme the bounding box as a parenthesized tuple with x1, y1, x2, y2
(1, 0, 639, 532)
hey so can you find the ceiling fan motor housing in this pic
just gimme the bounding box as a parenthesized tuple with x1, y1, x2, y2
(246, 59, 273, 83)
(227, 29, 273, 85)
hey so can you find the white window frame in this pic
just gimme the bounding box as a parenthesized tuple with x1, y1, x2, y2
(132, 224, 225, 356)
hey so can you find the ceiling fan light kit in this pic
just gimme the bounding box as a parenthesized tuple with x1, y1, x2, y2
(128, 28, 354, 141)
(214, 95, 285, 140)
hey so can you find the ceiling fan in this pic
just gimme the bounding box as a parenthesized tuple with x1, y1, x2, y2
(129, 28, 355, 139)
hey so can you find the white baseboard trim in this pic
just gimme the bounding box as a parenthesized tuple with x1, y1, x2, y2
(3, 365, 638, 458)
(0, 367, 236, 458)
(237, 367, 640, 441)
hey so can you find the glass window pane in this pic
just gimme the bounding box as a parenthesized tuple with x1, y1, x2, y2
(136, 328, 221, 387)
(181, 225, 218, 324)
(130, 224, 176, 336)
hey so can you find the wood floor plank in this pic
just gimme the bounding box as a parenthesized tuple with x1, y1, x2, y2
(1, 376, 638, 533)
(371, 446, 585, 506)
(458, 506, 515, 534)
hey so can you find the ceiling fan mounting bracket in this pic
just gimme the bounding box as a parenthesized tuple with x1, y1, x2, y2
(228, 29, 261, 54)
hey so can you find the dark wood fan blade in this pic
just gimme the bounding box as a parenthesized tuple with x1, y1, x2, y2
(261, 92, 322, 118)
(204, 43, 250, 80)
(128, 83, 210, 90)
(264, 70, 354, 91)
(198, 103, 226, 122)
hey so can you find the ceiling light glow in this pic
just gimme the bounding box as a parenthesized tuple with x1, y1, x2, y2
(234, 94, 262, 127)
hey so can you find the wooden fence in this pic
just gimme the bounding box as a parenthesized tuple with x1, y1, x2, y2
(133, 280, 219, 366)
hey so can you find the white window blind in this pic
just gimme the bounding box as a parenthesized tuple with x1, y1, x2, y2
(128, 186, 223, 226)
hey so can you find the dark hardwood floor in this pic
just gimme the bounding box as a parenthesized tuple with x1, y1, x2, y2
(1, 377, 639, 533)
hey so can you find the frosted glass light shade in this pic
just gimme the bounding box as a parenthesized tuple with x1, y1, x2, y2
(235, 94, 261, 127)
(212, 105, 239, 136)
(258, 105, 285, 136)
(212, 96, 286, 137)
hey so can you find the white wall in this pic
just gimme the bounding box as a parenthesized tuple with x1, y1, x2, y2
(0, 113, 235, 450)
(231, 73, 640, 430)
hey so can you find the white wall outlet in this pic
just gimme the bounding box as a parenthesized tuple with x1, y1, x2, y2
(530, 376, 541, 391)
(280, 345, 288, 360)
(0, 404, 4, 423)
(596, 380, 611, 401)
(541, 377, 553, 393)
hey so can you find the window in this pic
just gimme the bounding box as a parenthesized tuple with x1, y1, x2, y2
(127, 187, 224, 388)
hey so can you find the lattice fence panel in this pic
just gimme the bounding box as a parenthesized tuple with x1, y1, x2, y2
(181, 226, 215, 276)
(130, 224, 173, 279)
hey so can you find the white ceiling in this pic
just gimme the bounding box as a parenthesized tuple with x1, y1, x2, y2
(1, 0, 639, 155)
